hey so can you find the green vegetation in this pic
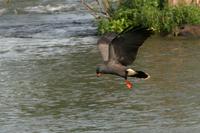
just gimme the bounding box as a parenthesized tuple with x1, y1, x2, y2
(97, 0, 200, 34)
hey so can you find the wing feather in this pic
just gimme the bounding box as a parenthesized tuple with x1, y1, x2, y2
(109, 27, 152, 66)
(97, 32, 117, 62)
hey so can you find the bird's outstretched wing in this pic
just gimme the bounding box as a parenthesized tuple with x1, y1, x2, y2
(97, 32, 117, 63)
(109, 26, 152, 66)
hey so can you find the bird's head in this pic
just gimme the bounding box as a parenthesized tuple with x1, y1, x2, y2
(96, 64, 109, 77)
(96, 65, 105, 77)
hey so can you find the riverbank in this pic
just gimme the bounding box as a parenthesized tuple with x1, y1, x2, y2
(92, 0, 200, 37)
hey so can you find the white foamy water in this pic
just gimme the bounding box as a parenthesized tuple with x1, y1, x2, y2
(24, 4, 78, 14)
(0, 8, 7, 16)
(0, 0, 96, 15)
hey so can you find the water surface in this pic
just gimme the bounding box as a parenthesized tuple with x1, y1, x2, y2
(0, 0, 200, 133)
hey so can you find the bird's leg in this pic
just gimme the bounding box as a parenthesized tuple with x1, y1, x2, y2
(124, 73, 133, 89)
(125, 80, 133, 89)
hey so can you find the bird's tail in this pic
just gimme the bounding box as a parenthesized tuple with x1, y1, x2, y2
(131, 71, 150, 79)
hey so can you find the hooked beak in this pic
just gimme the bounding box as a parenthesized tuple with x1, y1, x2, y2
(96, 73, 102, 77)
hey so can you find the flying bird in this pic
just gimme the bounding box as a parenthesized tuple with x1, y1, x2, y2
(96, 26, 152, 89)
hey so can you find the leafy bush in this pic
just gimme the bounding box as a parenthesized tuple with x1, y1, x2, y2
(98, 0, 200, 34)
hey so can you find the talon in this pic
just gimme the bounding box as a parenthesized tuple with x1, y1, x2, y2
(125, 80, 133, 89)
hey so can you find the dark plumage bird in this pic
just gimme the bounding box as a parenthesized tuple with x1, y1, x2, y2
(96, 26, 152, 89)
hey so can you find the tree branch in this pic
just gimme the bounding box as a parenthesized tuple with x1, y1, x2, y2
(80, 0, 110, 19)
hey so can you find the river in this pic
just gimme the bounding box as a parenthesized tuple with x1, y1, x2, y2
(0, 0, 200, 133)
